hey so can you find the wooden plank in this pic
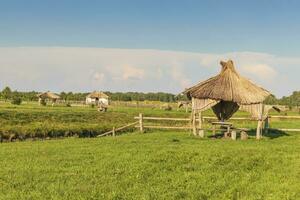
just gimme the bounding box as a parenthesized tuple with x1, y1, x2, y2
(269, 116, 300, 119)
(97, 121, 139, 137)
(277, 128, 300, 132)
(134, 116, 190, 121)
(135, 125, 191, 130)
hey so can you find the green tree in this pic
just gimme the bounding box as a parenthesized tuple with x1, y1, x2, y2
(2, 86, 12, 101)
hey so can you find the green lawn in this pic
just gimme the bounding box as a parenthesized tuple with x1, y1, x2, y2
(0, 131, 299, 199)
(0, 102, 300, 199)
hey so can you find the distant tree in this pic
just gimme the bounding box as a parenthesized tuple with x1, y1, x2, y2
(11, 96, 22, 105)
(2, 86, 12, 101)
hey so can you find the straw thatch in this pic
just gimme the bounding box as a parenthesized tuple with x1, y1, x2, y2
(86, 91, 109, 99)
(37, 92, 60, 100)
(185, 60, 270, 105)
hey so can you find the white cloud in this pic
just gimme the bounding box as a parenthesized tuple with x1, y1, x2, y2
(241, 64, 277, 81)
(122, 65, 145, 80)
(0, 47, 298, 97)
(93, 72, 105, 82)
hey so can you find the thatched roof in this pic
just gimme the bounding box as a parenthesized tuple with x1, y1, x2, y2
(185, 60, 270, 105)
(37, 92, 60, 99)
(86, 91, 109, 99)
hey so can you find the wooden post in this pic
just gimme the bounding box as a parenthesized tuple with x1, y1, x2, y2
(256, 120, 263, 140)
(198, 112, 204, 137)
(212, 124, 216, 136)
(264, 116, 269, 134)
(241, 131, 248, 140)
(198, 112, 202, 129)
(192, 111, 197, 136)
(139, 113, 144, 133)
(199, 130, 205, 138)
(112, 127, 115, 137)
(231, 130, 237, 140)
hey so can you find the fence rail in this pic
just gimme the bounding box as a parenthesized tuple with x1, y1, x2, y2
(97, 121, 139, 137)
(134, 114, 300, 134)
(98, 114, 300, 138)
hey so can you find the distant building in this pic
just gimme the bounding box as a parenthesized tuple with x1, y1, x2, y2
(86, 91, 109, 105)
(37, 91, 61, 106)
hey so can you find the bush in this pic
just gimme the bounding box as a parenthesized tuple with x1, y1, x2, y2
(11, 97, 22, 105)
(40, 99, 47, 106)
(66, 103, 71, 107)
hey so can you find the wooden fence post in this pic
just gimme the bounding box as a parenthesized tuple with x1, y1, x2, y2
(112, 127, 115, 137)
(139, 113, 144, 133)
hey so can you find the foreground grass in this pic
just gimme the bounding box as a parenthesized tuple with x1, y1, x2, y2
(0, 131, 299, 200)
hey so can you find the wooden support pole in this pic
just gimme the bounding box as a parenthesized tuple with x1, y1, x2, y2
(198, 112, 202, 129)
(192, 111, 197, 136)
(256, 120, 263, 140)
(139, 113, 144, 133)
(264, 116, 269, 134)
(198, 111, 204, 137)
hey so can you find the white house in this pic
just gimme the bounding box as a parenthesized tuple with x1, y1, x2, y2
(86, 91, 109, 105)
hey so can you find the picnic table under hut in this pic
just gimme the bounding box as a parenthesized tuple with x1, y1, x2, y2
(184, 60, 275, 140)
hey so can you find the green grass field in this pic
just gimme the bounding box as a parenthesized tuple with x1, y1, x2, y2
(0, 132, 299, 199)
(0, 102, 300, 199)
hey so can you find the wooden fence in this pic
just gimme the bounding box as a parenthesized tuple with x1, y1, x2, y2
(97, 113, 300, 138)
(133, 113, 300, 133)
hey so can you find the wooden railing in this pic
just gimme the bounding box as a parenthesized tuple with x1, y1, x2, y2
(97, 121, 139, 137)
(133, 114, 300, 133)
(97, 114, 300, 138)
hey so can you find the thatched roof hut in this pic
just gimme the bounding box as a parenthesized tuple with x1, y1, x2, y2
(37, 92, 60, 106)
(86, 91, 109, 99)
(37, 92, 61, 100)
(86, 91, 109, 105)
(185, 60, 270, 105)
(184, 60, 272, 139)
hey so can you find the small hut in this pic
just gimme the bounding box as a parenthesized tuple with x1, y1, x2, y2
(86, 91, 109, 106)
(37, 92, 61, 106)
(184, 60, 272, 139)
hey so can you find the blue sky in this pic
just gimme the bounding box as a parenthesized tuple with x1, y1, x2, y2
(0, 0, 299, 97)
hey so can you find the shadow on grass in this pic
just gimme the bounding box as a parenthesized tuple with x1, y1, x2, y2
(207, 129, 290, 140)
(247, 128, 290, 139)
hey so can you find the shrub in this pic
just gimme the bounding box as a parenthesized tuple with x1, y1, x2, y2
(11, 97, 22, 105)
(66, 103, 71, 107)
(40, 99, 47, 106)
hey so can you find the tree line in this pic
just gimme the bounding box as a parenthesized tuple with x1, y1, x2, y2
(1, 86, 299, 106)
(0, 86, 188, 103)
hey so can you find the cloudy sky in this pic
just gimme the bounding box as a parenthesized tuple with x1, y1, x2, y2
(0, 0, 300, 97)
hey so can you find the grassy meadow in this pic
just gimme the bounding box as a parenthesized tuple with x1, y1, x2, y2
(0, 101, 300, 199)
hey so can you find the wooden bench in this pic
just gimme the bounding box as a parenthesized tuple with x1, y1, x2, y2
(211, 121, 233, 137)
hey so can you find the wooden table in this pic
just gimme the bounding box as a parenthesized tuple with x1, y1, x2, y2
(211, 121, 233, 136)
